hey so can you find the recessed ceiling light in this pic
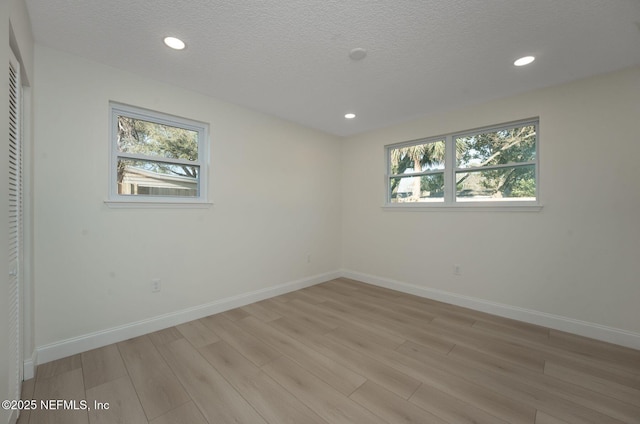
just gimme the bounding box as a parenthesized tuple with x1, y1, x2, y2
(345, 113, 356, 119)
(164, 36, 186, 50)
(514, 56, 535, 66)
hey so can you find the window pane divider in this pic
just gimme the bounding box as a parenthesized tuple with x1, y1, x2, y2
(444, 136, 455, 203)
(389, 169, 444, 178)
(452, 118, 539, 139)
(116, 152, 198, 167)
(455, 161, 536, 173)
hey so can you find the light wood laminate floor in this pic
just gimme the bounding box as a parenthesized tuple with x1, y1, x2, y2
(19, 278, 640, 424)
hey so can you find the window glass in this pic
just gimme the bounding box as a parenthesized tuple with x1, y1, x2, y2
(117, 158, 199, 197)
(116, 116, 199, 161)
(456, 125, 536, 168)
(390, 174, 445, 203)
(455, 165, 536, 202)
(389, 140, 445, 174)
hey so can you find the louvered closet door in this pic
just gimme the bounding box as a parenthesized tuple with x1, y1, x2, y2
(8, 50, 23, 407)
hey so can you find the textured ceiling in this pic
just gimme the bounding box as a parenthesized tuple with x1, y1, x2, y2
(25, 0, 640, 136)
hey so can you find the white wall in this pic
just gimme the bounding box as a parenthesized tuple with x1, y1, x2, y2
(32, 45, 342, 356)
(342, 67, 640, 347)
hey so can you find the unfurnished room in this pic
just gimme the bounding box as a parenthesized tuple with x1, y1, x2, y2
(2, 1, 640, 423)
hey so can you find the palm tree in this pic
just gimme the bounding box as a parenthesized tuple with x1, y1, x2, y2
(391, 141, 445, 201)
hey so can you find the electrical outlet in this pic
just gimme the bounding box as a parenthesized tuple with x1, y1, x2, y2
(307, 253, 312, 263)
(453, 264, 462, 275)
(151, 278, 161, 293)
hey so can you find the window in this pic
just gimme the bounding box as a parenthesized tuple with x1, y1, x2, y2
(386, 119, 538, 207)
(109, 103, 209, 204)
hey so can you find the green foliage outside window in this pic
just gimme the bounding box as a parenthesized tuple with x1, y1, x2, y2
(116, 116, 199, 183)
(456, 125, 536, 199)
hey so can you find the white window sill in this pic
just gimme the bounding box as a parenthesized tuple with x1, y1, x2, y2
(104, 200, 213, 209)
(382, 203, 543, 212)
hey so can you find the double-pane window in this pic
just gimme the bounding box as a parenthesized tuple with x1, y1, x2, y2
(109, 103, 209, 204)
(386, 119, 538, 206)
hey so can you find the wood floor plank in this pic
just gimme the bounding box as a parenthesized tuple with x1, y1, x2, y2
(30, 368, 89, 424)
(309, 308, 535, 424)
(257, 298, 337, 334)
(332, 281, 444, 326)
(16, 378, 35, 424)
(199, 341, 329, 424)
(263, 356, 388, 424)
(20, 377, 35, 398)
(157, 338, 268, 424)
(85, 376, 147, 424)
(314, 284, 439, 328)
(220, 307, 251, 321)
(269, 291, 298, 303)
(316, 280, 361, 296)
(147, 327, 183, 347)
(542, 354, 640, 391)
(536, 342, 640, 384)
(334, 278, 402, 298)
(286, 298, 367, 330)
(282, 287, 328, 304)
(241, 300, 283, 322)
(237, 316, 367, 396)
(176, 319, 220, 348)
(320, 299, 456, 355)
(80, 344, 128, 389)
(410, 381, 512, 424)
(401, 341, 630, 424)
(299, 299, 407, 346)
(544, 360, 640, 408)
(117, 336, 191, 420)
(148, 402, 208, 424)
(535, 410, 572, 424)
(472, 318, 550, 342)
(470, 319, 640, 378)
(271, 316, 422, 400)
(356, 283, 543, 338)
(425, 319, 547, 372)
(374, 341, 537, 423)
(36, 354, 82, 381)
(448, 344, 640, 423)
(350, 380, 449, 424)
(548, 330, 640, 371)
(327, 322, 405, 351)
(199, 313, 282, 367)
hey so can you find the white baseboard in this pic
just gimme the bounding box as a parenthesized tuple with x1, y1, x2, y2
(341, 269, 640, 350)
(23, 350, 37, 380)
(34, 271, 340, 366)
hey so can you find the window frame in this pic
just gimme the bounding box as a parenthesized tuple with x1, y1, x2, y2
(385, 118, 540, 210)
(107, 102, 210, 207)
